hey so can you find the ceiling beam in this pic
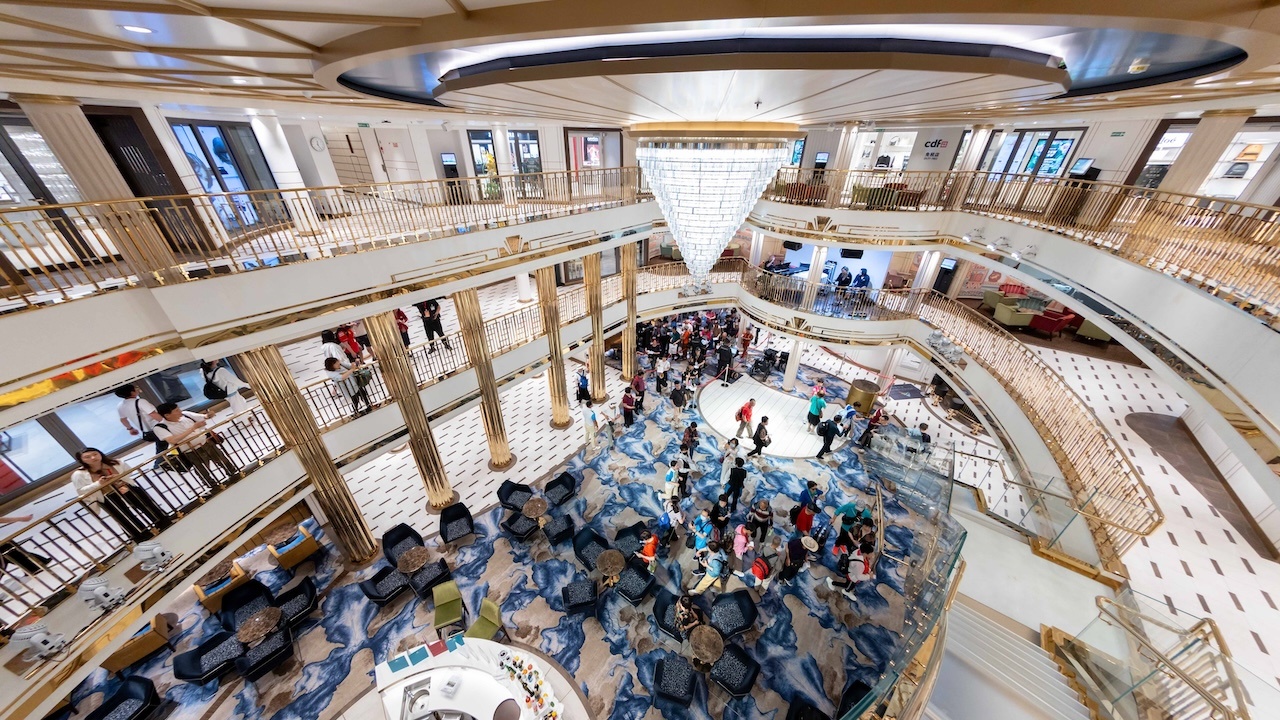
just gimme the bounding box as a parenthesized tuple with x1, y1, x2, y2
(444, 0, 471, 20)
(0, 40, 314, 59)
(0, 0, 423, 26)
(160, 0, 321, 53)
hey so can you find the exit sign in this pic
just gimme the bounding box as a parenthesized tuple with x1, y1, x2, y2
(1110, 131, 1126, 137)
(358, 122, 371, 128)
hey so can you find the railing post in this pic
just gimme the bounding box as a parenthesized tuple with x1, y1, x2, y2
(454, 287, 516, 470)
(235, 345, 376, 562)
(584, 251, 609, 402)
(364, 312, 457, 508)
(536, 266, 573, 429)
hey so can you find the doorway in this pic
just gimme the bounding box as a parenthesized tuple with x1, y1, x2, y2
(565, 128, 622, 171)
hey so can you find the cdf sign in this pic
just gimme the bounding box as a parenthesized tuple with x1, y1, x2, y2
(908, 128, 966, 171)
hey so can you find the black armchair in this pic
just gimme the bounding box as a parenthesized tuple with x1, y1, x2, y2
(218, 579, 274, 632)
(276, 576, 317, 629)
(382, 523, 425, 566)
(173, 631, 244, 685)
(572, 528, 609, 571)
(544, 471, 578, 507)
(359, 566, 410, 607)
(613, 521, 648, 560)
(501, 512, 539, 541)
(709, 590, 758, 639)
(234, 627, 293, 682)
(497, 481, 534, 512)
(615, 565, 655, 606)
(653, 653, 697, 708)
(407, 558, 452, 598)
(838, 680, 874, 718)
(785, 698, 831, 720)
(560, 579, 599, 616)
(544, 515, 574, 545)
(85, 676, 160, 720)
(439, 503, 475, 545)
(710, 643, 761, 698)
(653, 588, 681, 643)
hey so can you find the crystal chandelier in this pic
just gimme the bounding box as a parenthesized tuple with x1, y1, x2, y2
(634, 124, 800, 282)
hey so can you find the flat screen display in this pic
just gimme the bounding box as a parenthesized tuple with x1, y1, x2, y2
(940, 258, 957, 270)
(815, 152, 830, 163)
(1068, 157, 1095, 175)
(440, 152, 457, 164)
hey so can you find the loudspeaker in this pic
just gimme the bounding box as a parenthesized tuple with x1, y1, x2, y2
(840, 248, 863, 259)
(782, 240, 803, 251)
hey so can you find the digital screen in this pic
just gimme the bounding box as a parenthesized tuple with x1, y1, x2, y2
(940, 258, 957, 270)
(1068, 157, 1095, 175)
(440, 152, 457, 164)
(815, 152, 830, 163)
(1025, 138, 1076, 176)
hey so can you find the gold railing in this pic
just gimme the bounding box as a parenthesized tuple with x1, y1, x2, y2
(0, 166, 647, 313)
(765, 167, 1280, 323)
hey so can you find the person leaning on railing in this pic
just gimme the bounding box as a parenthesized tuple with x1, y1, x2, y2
(325, 357, 372, 417)
(151, 402, 242, 492)
(71, 447, 170, 543)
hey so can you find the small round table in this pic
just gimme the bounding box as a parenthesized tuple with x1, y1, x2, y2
(689, 625, 724, 670)
(596, 549, 625, 587)
(236, 606, 282, 646)
(198, 558, 235, 588)
(263, 523, 301, 549)
(397, 546, 431, 574)
(523, 497, 549, 528)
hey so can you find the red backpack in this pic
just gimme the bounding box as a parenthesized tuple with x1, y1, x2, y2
(751, 556, 772, 580)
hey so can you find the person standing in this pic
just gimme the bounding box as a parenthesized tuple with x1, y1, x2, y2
(71, 448, 169, 542)
(682, 422, 700, 457)
(630, 372, 647, 412)
(201, 360, 252, 417)
(394, 308, 412, 347)
(690, 541, 726, 595)
(152, 402, 241, 491)
(806, 391, 827, 434)
(747, 416, 771, 457)
(725, 457, 748, 514)
(321, 330, 354, 366)
(670, 382, 688, 425)
(581, 400, 599, 451)
(325, 357, 372, 417)
(732, 524, 755, 573)
(746, 499, 772, 544)
(719, 438, 740, 487)
(351, 319, 372, 359)
(735, 399, 756, 438)
(337, 324, 361, 360)
(575, 368, 591, 405)
(816, 417, 844, 459)
(739, 327, 754, 356)
(859, 404, 886, 448)
(779, 535, 816, 583)
(692, 508, 714, 562)
(418, 298, 452, 351)
(654, 356, 671, 394)
(115, 384, 165, 457)
(620, 387, 636, 427)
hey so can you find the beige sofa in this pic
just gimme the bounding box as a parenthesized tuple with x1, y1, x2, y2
(994, 303, 1037, 328)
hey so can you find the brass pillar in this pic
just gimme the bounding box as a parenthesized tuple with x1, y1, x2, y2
(584, 251, 608, 402)
(454, 288, 516, 470)
(621, 243, 638, 380)
(364, 312, 456, 508)
(235, 345, 376, 562)
(536, 266, 573, 429)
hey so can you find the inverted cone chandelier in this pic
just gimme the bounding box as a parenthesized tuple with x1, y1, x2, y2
(633, 123, 801, 281)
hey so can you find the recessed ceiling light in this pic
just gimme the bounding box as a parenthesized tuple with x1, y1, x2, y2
(231, 77, 249, 85)
(1171, 94, 1183, 99)
(119, 24, 152, 34)
(1237, 80, 1254, 85)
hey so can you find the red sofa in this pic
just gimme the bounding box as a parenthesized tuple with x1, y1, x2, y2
(1028, 310, 1076, 339)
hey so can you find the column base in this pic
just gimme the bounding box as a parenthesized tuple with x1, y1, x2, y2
(488, 453, 518, 472)
(518, 297, 535, 304)
(550, 417, 573, 430)
(591, 393, 610, 404)
(424, 490, 461, 514)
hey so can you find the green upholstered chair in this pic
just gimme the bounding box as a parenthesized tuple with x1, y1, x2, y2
(982, 290, 1018, 311)
(463, 597, 507, 641)
(432, 580, 467, 635)
(994, 303, 1036, 328)
(1075, 319, 1112, 342)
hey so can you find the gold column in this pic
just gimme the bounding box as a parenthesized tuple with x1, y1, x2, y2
(454, 288, 516, 469)
(235, 346, 376, 562)
(584, 251, 608, 402)
(621, 243, 638, 380)
(536, 266, 573, 429)
(364, 312, 456, 508)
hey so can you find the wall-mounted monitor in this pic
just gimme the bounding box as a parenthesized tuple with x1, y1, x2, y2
(1068, 157, 1094, 175)
(814, 152, 830, 163)
(940, 258, 957, 270)
(440, 152, 457, 164)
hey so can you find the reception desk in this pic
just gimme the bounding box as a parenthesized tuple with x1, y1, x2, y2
(376, 637, 588, 720)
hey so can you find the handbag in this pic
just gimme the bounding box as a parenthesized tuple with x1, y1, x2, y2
(353, 367, 373, 388)
(136, 400, 160, 443)
(202, 368, 228, 401)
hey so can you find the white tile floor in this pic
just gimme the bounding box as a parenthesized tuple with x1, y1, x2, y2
(697, 375, 824, 458)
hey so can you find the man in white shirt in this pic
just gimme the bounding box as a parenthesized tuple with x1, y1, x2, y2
(152, 402, 241, 490)
(581, 400, 599, 450)
(114, 383, 165, 455)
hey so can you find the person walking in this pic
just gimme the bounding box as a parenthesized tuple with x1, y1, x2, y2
(581, 400, 599, 451)
(779, 535, 817, 583)
(201, 360, 252, 417)
(816, 417, 844, 459)
(732, 524, 755, 573)
(690, 541, 727, 595)
(670, 382, 688, 425)
(115, 384, 165, 457)
(806, 391, 827, 434)
(654, 355, 671, 394)
(620, 387, 636, 427)
(746, 498, 772, 544)
(747, 416, 771, 457)
(859, 404, 886, 448)
(725, 457, 748, 514)
(71, 448, 169, 542)
(735, 398, 756, 438)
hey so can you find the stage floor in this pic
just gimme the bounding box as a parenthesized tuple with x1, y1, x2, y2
(696, 375, 827, 458)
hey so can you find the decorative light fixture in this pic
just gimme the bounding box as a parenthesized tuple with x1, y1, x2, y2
(986, 236, 1012, 252)
(119, 24, 153, 34)
(961, 228, 985, 244)
(1012, 244, 1038, 261)
(633, 123, 801, 283)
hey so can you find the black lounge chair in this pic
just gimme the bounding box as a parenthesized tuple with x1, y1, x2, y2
(561, 579, 599, 616)
(785, 698, 831, 720)
(544, 472, 578, 507)
(234, 627, 293, 682)
(502, 512, 539, 541)
(544, 515, 574, 545)
(173, 631, 244, 685)
(439, 503, 476, 545)
(652, 588, 681, 643)
(613, 521, 648, 560)
(615, 565, 655, 606)
(497, 481, 534, 512)
(85, 676, 161, 720)
(710, 643, 761, 698)
(276, 577, 317, 629)
(709, 590, 758, 639)
(359, 566, 410, 607)
(382, 523, 425, 566)
(654, 652, 697, 708)
(572, 528, 609, 571)
(838, 680, 874, 717)
(218, 579, 274, 632)
(407, 558, 452, 598)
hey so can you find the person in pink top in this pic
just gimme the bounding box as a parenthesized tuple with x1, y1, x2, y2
(732, 524, 755, 572)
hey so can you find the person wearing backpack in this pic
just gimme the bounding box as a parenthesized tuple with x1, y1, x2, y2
(747, 416, 771, 457)
(201, 360, 251, 416)
(115, 383, 166, 457)
(735, 398, 756, 438)
(816, 417, 844, 459)
(575, 368, 591, 405)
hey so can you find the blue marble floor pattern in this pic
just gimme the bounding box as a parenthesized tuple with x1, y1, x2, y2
(63, 365, 955, 720)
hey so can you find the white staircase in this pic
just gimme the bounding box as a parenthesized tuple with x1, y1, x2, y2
(930, 598, 1091, 720)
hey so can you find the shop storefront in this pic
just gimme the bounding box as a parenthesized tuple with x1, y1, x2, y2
(169, 119, 280, 235)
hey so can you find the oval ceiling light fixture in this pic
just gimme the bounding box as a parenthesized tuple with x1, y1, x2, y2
(119, 24, 152, 34)
(632, 122, 801, 285)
